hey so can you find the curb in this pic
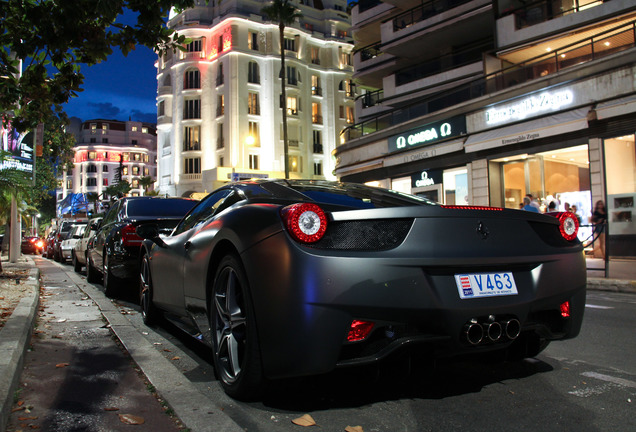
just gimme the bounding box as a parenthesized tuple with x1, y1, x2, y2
(63, 270, 245, 432)
(0, 261, 40, 432)
(587, 277, 636, 294)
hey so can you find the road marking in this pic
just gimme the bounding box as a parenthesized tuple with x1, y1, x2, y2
(581, 372, 636, 389)
(585, 304, 613, 309)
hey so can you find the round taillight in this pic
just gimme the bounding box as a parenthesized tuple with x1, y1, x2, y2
(281, 203, 327, 243)
(558, 212, 579, 241)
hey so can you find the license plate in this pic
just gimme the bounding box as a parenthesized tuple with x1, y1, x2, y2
(454, 272, 518, 299)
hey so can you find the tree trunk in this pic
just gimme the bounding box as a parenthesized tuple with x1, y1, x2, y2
(280, 24, 289, 179)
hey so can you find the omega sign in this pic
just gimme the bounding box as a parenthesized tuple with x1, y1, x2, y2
(388, 116, 466, 154)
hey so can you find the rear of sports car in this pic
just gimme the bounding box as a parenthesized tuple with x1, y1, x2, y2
(242, 203, 586, 380)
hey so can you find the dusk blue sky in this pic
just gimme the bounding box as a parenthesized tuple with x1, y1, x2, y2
(64, 45, 159, 124)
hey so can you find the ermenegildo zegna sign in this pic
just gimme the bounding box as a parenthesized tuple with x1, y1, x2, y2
(388, 116, 466, 154)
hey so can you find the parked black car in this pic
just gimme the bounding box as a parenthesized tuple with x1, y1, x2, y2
(86, 196, 197, 296)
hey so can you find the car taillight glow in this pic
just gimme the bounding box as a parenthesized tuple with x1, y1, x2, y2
(121, 224, 143, 247)
(347, 320, 375, 342)
(558, 212, 579, 241)
(560, 301, 571, 318)
(36, 240, 44, 248)
(281, 203, 327, 243)
(441, 205, 503, 211)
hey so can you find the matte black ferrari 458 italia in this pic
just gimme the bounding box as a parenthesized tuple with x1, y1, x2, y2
(137, 180, 586, 399)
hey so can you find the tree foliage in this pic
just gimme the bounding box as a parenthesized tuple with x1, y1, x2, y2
(1, 0, 200, 131)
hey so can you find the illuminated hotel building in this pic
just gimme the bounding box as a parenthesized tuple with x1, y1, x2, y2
(61, 119, 157, 210)
(156, 0, 354, 197)
(338, 0, 636, 256)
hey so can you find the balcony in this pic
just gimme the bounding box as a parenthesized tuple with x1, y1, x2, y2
(180, 51, 205, 61)
(181, 173, 202, 181)
(343, 20, 636, 142)
(381, 0, 493, 59)
(496, 0, 631, 50)
(157, 116, 172, 130)
(312, 114, 323, 124)
(157, 86, 172, 97)
(312, 86, 323, 96)
(313, 143, 324, 153)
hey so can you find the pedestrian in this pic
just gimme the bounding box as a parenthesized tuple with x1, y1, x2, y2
(591, 200, 607, 259)
(570, 204, 581, 223)
(548, 201, 556, 212)
(525, 193, 541, 212)
(522, 196, 539, 212)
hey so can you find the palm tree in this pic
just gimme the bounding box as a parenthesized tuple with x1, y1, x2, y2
(139, 176, 154, 196)
(0, 157, 31, 273)
(262, 0, 302, 179)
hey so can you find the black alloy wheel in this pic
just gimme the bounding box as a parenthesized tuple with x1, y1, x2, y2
(210, 254, 263, 400)
(72, 251, 81, 273)
(103, 251, 119, 298)
(86, 254, 99, 283)
(139, 254, 159, 326)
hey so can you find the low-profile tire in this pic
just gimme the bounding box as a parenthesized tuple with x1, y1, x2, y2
(210, 254, 264, 400)
(72, 252, 82, 273)
(103, 251, 119, 298)
(139, 254, 159, 326)
(86, 254, 99, 283)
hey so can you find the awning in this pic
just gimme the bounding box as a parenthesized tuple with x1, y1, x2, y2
(595, 95, 636, 120)
(464, 107, 590, 153)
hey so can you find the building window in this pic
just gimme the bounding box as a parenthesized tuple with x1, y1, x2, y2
(312, 75, 322, 96)
(123, 153, 130, 162)
(132, 178, 139, 188)
(103, 165, 108, 172)
(249, 154, 259, 170)
(248, 61, 260, 84)
(284, 37, 296, 52)
(87, 178, 97, 187)
(103, 178, 108, 186)
(184, 99, 201, 119)
(132, 140, 138, 145)
(133, 153, 141, 161)
(88, 151, 97, 160)
(131, 126, 138, 132)
(248, 31, 259, 50)
(144, 167, 149, 176)
(184, 126, 201, 151)
(340, 80, 355, 97)
(123, 167, 129, 176)
(102, 138, 108, 143)
(217, 94, 224, 117)
(216, 63, 224, 86)
(289, 155, 301, 173)
(217, 123, 224, 149)
(248, 121, 259, 147)
(142, 127, 148, 134)
(90, 138, 96, 143)
(219, 156, 224, 167)
(248, 92, 260, 115)
(184, 68, 201, 89)
(313, 161, 322, 176)
(132, 166, 140, 176)
(313, 130, 322, 153)
(344, 105, 354, 124)
(87, 164, 97, 173)
(312, 102, 322, 124)
(287, 66, 298, 85)
(311, 47, 320, 64)
(287, 96, 299, 115)
(186, 38, 203, 53)
(185, 157, 201, 174)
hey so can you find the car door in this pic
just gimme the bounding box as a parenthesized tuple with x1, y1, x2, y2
(151, 189, 235, 314)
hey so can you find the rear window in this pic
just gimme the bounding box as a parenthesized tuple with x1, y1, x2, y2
(125, 199, 197, 217)
(258, 180, 435, 209)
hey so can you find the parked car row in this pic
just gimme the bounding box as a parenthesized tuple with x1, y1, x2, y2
(41, 182, 587, 401)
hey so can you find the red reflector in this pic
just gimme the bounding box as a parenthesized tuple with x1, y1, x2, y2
(560, 301, 570, 318)
(347, 320, 375, 342)
(121, 224, 143, 247)
(441, 205, 503, 211)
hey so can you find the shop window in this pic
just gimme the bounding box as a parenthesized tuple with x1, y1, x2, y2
(604, 134, 636, 237)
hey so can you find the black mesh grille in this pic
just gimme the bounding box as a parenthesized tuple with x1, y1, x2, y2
(307, 219, 413, 251)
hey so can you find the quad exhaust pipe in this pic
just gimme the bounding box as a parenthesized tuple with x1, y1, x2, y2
(463, 316, 521, 345)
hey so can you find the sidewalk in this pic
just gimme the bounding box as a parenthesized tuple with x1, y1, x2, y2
(1, 254, 635, 431)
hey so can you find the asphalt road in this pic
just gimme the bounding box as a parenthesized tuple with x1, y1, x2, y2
(44, 259, 636, 432)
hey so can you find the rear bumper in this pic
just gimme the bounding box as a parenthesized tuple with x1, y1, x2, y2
(244, 232, 586, 379)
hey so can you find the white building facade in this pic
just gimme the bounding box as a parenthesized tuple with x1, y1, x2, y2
(60, 119, 158, 212)
(156, 0, 354, 197)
